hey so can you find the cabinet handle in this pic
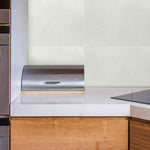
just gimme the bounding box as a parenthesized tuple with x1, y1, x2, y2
(44, 81, 61, 85)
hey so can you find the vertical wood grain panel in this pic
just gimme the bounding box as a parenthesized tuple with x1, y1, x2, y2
(11, 117, 128, 150)
(130, 120, 150, 150)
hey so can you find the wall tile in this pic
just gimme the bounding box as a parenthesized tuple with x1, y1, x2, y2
(85, 47, 150, 86)
(29, 0, 84, 65)
(85, 0, 150, 46)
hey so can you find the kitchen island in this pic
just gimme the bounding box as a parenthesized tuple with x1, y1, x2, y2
(11, 87, 150, 120)
(10, 87, 150, 150)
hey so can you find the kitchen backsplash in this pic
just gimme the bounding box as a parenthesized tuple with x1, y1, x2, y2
(28, 0, 150, 86)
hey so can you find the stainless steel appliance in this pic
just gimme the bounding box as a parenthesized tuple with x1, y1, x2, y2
(111, 89, 150, 105)
(0, 2, 10, 150)
(0, 27, 10, 45)
(0, 0, 10, 24)
(0, 26, 10, 115)
(0, 14, 10, 150)
(0, 118, 10, 150)
(0, 10, 10, 24)
(22, 65, 84, 91)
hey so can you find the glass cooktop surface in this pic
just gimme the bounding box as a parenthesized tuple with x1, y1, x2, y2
(111, 89, 150, 105)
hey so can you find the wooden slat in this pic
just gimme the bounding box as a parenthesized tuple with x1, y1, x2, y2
(130, 120, 150, 150)
(0, 24, 11, 26)
(132, 117, 150, 125)
(11, 117, 128, 150)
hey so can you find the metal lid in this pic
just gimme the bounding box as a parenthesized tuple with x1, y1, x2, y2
(22, 65, 84, 91)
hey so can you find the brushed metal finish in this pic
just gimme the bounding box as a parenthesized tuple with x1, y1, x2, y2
(22, 65, 84, 91)
(0, 46, 10, 115)
(0, 34, 10, 45)
(0, 138, 9, 150)
(0, 127, 9, 137)
(0, 9, 10, 23)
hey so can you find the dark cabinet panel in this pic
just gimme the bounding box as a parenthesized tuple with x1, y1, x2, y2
(130, 119, 150, 150)
(0, 0, 10, 9)
(0, 118, 10, 150)
(0, 26, 10, 33)
(0, 46, 10, 115)
(0, 27, 10, 45)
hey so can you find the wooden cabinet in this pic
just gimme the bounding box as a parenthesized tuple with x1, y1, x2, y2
(11, 117, 128, 150)
(130, 118, 150, 150)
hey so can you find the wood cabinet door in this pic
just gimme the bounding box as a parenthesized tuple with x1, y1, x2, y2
(11, 117, 128, 150)
(0, 46, 9, 115)
(130, 119, 150, 150)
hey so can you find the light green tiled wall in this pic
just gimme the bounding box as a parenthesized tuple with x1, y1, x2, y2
(29, 0, 150, 86)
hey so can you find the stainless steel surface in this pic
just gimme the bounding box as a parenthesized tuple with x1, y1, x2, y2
(0, 46, 10, 115)
(0, 138, 9, 150)
(0, 7, 10, 149)
(0, 9, 10, 23)
(22, 65, 84, 91)
(0, 118, 9, 150)
(0, 19, 10, 116)
(0, 34, 10, 45)
(0, 127, 9, 137)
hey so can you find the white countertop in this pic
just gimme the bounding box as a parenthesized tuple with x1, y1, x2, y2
(11, 87, 150, 121)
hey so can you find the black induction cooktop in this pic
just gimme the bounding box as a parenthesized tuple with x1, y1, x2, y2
(111, 89, 150, 105)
